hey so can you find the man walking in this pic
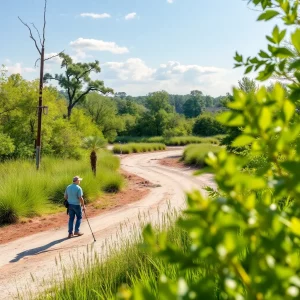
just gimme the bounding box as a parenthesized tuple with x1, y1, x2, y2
(64, 175, 86, 238)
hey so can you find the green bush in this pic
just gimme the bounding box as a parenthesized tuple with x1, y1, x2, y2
(182, 143, 221, 167)
(192, 114, 226, 136)
(112, 143, 166, 154)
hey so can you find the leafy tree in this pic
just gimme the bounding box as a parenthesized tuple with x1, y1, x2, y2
(190, 89, 203, 97)
(183, 93, 204, 118)
(83, 136, 106, 176)
(145, 91, 173, 113)
(238, 76, 258, 93)
(44, 53, 113, 119)
(114, 92, 127, 99)
(82, 93, 120, 140)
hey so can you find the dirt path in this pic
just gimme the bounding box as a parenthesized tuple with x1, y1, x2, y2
(0, 149, 216, 299)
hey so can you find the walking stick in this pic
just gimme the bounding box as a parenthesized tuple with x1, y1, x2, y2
(83, 209, 96, 242)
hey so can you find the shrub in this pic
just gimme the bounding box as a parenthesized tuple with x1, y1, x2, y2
(112, 143, 166, 154)
(182, 144, 221, 167)
(192, 114, 226, 136)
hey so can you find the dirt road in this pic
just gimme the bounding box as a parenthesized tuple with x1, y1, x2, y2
(0, 149, 215, 299)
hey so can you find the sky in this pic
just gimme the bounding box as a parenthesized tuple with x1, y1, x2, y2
(0, 0, 275, 97)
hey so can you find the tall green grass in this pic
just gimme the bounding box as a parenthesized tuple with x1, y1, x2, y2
(182, 143, 221, 167)
(113, 143, 166, 154)
(33, 208, 207, 300)
(0, 150, 123, 225)
(115, 135, 225, 146)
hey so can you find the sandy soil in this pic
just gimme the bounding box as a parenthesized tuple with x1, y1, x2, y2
(0, 149, 216, 299)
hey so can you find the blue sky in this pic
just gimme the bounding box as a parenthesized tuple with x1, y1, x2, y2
(0, 0, 274, 96)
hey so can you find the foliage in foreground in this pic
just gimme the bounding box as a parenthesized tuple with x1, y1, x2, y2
(122, 0, 300, 298)
(112, 143, 166, 154)
(0, 150, 123, 225)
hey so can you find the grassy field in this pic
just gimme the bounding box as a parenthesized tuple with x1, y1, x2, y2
(32, 208, 207, 300)
(0, 150, 123, 225)
(112, 143, 166, 154)
(115, 135, 225, 146)
(182, 143, 222, 167)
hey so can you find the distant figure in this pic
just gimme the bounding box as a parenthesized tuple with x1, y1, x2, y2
(64, 176, 86, 238)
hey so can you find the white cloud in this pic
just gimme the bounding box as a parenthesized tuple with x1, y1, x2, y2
(167, 0, 174, 3)
(5, 63, 36, 75)
(100, 58, 241, 96)
(80, 13, 111, 19)
(125, 12, 137, 20)
(70, 38, 129, 54)
(103, 58, 155, 82)
(154, 61, 225, 82)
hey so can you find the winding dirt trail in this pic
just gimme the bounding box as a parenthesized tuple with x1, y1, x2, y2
(0, 149, 216, 299)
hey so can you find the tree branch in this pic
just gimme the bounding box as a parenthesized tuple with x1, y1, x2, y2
(72, 87, 95, 108)
(18, 17, 41, 55)
(43, 0, 47, 45)
(44, 50, 64, 62)
(35, 58, 41, 68)
(31, 23, 43, 46)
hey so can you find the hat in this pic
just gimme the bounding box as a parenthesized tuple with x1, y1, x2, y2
(73, 176, 83, 182)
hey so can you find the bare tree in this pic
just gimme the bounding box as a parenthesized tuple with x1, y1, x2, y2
(18, 0, 63, 170)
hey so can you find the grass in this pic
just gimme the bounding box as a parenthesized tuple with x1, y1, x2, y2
(112, 143, 166, 154)
(182, 143, 222, 167)
(32, 208, 206, 300)
(0, 150, 124, 225)
(115, 135, 225, 146)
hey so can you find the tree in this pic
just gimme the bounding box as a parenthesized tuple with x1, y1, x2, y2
(83, 136, 107, 176)
(145, 91, 173, 113)
(18, 0, 62, 169)
(183, 95, 204, 118)
(190, 90, 203, 97)
(83, 93, 122, 141)
(44, 53, 113, 119)
(238, 76, 258, 93)
(114, 92, 127, 99)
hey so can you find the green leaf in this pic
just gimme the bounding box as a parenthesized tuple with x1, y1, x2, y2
(272, 25, 280, 44)
(259, 107, 272, 130)
(244, 65, 253, 74)
(232, 135, 255, 147)
(259, 50, 270, 58)
(283, 100, 295, 122)
(291, 29, 300, 53)
(257, 10, 280, 21)
(291, 218, 300, 236)
(234, 52, 243, 63)
(273, 47, 294, 58)
(217, 111, 245, 127)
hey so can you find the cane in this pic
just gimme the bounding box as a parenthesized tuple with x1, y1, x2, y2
(83, 209, 96, 242)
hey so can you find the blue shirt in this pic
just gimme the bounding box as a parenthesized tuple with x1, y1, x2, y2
(65, 184, 83, 205)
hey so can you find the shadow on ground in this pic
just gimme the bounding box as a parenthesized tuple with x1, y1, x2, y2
(10, 238, 68, 263)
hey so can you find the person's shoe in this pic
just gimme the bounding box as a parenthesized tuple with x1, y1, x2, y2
(68, 233, 73, 239)
(74, 232, 84, 236)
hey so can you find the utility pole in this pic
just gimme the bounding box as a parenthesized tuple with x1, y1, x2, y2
(36, 45, 45, 170)
(19, 0, 62, 170)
